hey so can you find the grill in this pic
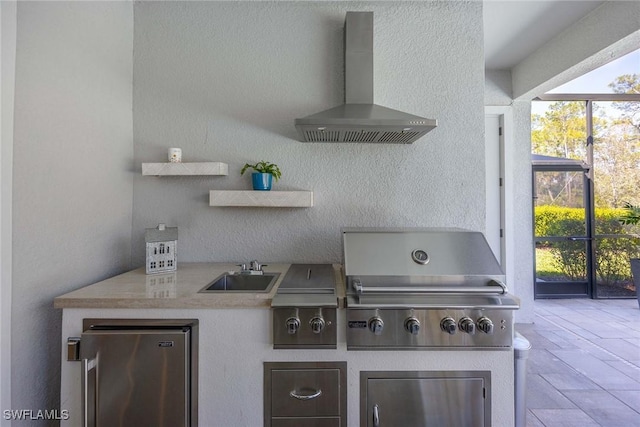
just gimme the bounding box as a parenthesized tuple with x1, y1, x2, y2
(343, 228, 519, 350)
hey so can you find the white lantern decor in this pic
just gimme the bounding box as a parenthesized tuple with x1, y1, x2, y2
(145, 223, 178, 274)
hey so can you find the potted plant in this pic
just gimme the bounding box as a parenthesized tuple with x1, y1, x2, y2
(619, 202, 640, 308)
(241, 161, 282, 191)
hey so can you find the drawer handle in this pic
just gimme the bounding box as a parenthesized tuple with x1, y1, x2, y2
(289, 388, 322, 400)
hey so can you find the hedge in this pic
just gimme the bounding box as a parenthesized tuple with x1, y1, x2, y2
(535, 206, 640, 285)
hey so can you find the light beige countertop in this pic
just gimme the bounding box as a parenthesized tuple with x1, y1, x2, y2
(54, 263, 345, 309)
(54, 263, 294, 309)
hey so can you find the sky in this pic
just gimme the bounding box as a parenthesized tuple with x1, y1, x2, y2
(549, 48, 640, 94)
(532, 48, 639, 116)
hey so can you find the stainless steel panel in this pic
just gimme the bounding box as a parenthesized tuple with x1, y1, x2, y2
(345, 11, 373, 104)
(342, 228, 504, 279)
(277, 264, 336, 294)
(271, 369, 340, 417)
(361, 371, 490, 427)
(264, 362, 347, 426)
(271, 293, 338, 308)
(347, 308, 514, 349)
(67, 337, 81, 361)
(346, 294, 520, 310)
(271, 418, 341, 427)
(273, 308, 337, 349)
(80, 319, 198, 427)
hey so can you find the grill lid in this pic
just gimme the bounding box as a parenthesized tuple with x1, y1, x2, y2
(343, 228, 505, 289)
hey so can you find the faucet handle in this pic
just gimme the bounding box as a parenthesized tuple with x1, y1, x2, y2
(236, 263, 247, 272)
(250, 260, 262, 271)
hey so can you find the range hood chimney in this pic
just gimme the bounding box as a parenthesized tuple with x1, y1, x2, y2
(295, 12, 437, 144)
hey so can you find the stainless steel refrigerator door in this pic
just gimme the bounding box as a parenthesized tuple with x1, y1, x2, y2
(80, 328, 190, 427)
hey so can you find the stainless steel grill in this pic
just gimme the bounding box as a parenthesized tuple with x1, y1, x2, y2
(343, 228, 520, 350)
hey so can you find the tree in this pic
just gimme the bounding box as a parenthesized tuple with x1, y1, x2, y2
(594, 119, 640, 207)
(532, 101, 587, 160)
(609, 73, 640, 131)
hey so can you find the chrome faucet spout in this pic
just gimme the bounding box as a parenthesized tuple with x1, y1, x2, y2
(236, 260, 266, 275)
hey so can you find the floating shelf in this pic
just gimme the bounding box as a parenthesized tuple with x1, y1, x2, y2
(209, 190, 313, 208)
(142, 162, 228, 176)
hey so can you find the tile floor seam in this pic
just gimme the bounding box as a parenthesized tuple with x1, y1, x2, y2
(535, 313, 640, 376)
(525, 300, 640, 426)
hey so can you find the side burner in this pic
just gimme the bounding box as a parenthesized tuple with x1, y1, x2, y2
(272, 264, 338, 349)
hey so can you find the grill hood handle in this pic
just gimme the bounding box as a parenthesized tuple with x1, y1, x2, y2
(352, 279, 508, 295)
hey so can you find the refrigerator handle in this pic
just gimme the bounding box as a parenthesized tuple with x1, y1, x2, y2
(82, 358, 96, 427)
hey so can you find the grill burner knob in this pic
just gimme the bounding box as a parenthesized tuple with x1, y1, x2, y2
(309, 317, 326, 334)
(368, 317, 384, 335)
(477, 317, 494, 334)
(440, 317, 457, 335)
(459, 317, 476, 334)
(285, 317, 300, 335)
(404, 317, 420, 335)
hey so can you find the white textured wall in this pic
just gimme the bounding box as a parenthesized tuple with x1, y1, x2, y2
(511, 100, 534, 322)
(132, 1, 486, 266)
(485, 69, 512, 105)
(512, 1, 640, 99)
(12, 1, 133, 413)
(1, 0, 17, 417)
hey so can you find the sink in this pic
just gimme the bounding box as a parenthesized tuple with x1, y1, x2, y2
(199, 273, 280, 293)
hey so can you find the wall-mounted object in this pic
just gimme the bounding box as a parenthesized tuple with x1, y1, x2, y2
(294, 12, 437, 144)
(145, 223, 178, 274)
(142, 162, 228, 176)
(209, 190, 313, 208)
(169, 148, 182, 163)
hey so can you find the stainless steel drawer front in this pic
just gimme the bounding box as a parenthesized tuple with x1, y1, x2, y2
(264, 362, 347, 427)
(271, 369, 341, 417)
(271, 417, 341, 427)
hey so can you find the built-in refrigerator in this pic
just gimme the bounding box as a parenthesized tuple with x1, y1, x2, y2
(79, 319, 198, 427)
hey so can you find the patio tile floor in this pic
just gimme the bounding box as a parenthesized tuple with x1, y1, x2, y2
(517, 298, 640, 427)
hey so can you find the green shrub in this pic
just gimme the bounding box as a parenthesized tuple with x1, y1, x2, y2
(535, 205, 640, 285)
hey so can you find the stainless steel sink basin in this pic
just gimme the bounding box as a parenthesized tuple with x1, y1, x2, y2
(199, 273, 280, 293)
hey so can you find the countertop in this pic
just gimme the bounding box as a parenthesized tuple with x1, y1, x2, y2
(54, 263, 344, 309)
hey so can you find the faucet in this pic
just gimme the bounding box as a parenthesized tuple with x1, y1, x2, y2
(236, 260, 266, 275)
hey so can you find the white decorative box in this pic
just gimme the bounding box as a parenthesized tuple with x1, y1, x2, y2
(145, 223, 178, 274)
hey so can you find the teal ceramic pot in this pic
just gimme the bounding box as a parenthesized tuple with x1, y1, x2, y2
(252, 172, 273, 191)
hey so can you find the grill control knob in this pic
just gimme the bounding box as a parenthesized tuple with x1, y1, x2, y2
(459, 317, 476, 335)
(440, 317, 457, 335)
(404, 317, 420, 335)
(368, 317, 384, 335)
(285, 317, 300, 335)
(309, 317, 326, 334)
(477, 317, 494, 334)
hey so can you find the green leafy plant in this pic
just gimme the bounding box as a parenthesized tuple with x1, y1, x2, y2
(619, 202, 640, 226)
(240, 161, 282, 182)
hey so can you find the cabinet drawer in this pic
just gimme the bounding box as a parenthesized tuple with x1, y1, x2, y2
(272, 417, 341, 427)
(271, 368, 340, 417)
(264, 361, 347, 426)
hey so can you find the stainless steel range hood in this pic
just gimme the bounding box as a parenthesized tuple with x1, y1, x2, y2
(295, 12, 437, 144)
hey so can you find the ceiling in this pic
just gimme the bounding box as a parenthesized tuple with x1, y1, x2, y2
(483, 0, 605, 70)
